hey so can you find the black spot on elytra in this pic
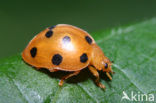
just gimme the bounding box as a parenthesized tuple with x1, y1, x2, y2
(105, 63, 108, 69)
(62, 36, 71, 43)
(49, 25, 56, 29)
(80, 53, 88, 63)
(52, 54, 63, 65)
(45, 30, 53, 38)
(85, 36, 92, 44)
(30, 47, 37, 58)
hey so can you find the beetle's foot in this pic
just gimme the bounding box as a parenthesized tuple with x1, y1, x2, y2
(97, 82, 105, 89)
(59, 71, 80, 86)
(59, 79, 64, 86)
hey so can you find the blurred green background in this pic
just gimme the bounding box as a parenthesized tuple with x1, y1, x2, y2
(0, 0, 156, 59)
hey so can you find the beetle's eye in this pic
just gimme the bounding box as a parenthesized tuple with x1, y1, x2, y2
(105, 63, 108, 69)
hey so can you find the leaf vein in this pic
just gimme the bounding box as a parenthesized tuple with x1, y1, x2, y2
(113, 64, 145, 94)
(4, 73, 29, 103)
(97, 26, 135, 43)
(77, 83, 99, 103)
(51, 87, 63, 103)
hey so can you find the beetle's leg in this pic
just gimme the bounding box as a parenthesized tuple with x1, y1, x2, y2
(35, 67, 41, 69)
(88, 66, 105, 89)
(106, 72, 112, 80)
(35, 67, 58, 72)
(49, 69, 58, 72)
(59, 71, 80, 86)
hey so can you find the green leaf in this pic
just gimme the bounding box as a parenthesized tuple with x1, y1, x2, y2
(0, 18, 156, 103)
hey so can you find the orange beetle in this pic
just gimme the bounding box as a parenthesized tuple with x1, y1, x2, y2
(22, 24, 114, 89)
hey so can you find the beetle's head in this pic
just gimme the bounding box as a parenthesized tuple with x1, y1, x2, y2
(102, 56, 114, 74)
(91, 44, 114, 75)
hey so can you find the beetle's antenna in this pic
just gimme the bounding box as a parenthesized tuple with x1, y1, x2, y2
(110, 69, 115, 74)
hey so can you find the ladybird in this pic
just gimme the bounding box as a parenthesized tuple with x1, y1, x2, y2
(22, 24, 114, 89)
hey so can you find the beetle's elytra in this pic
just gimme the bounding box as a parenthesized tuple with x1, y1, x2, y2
(22, 24, 114, 89)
